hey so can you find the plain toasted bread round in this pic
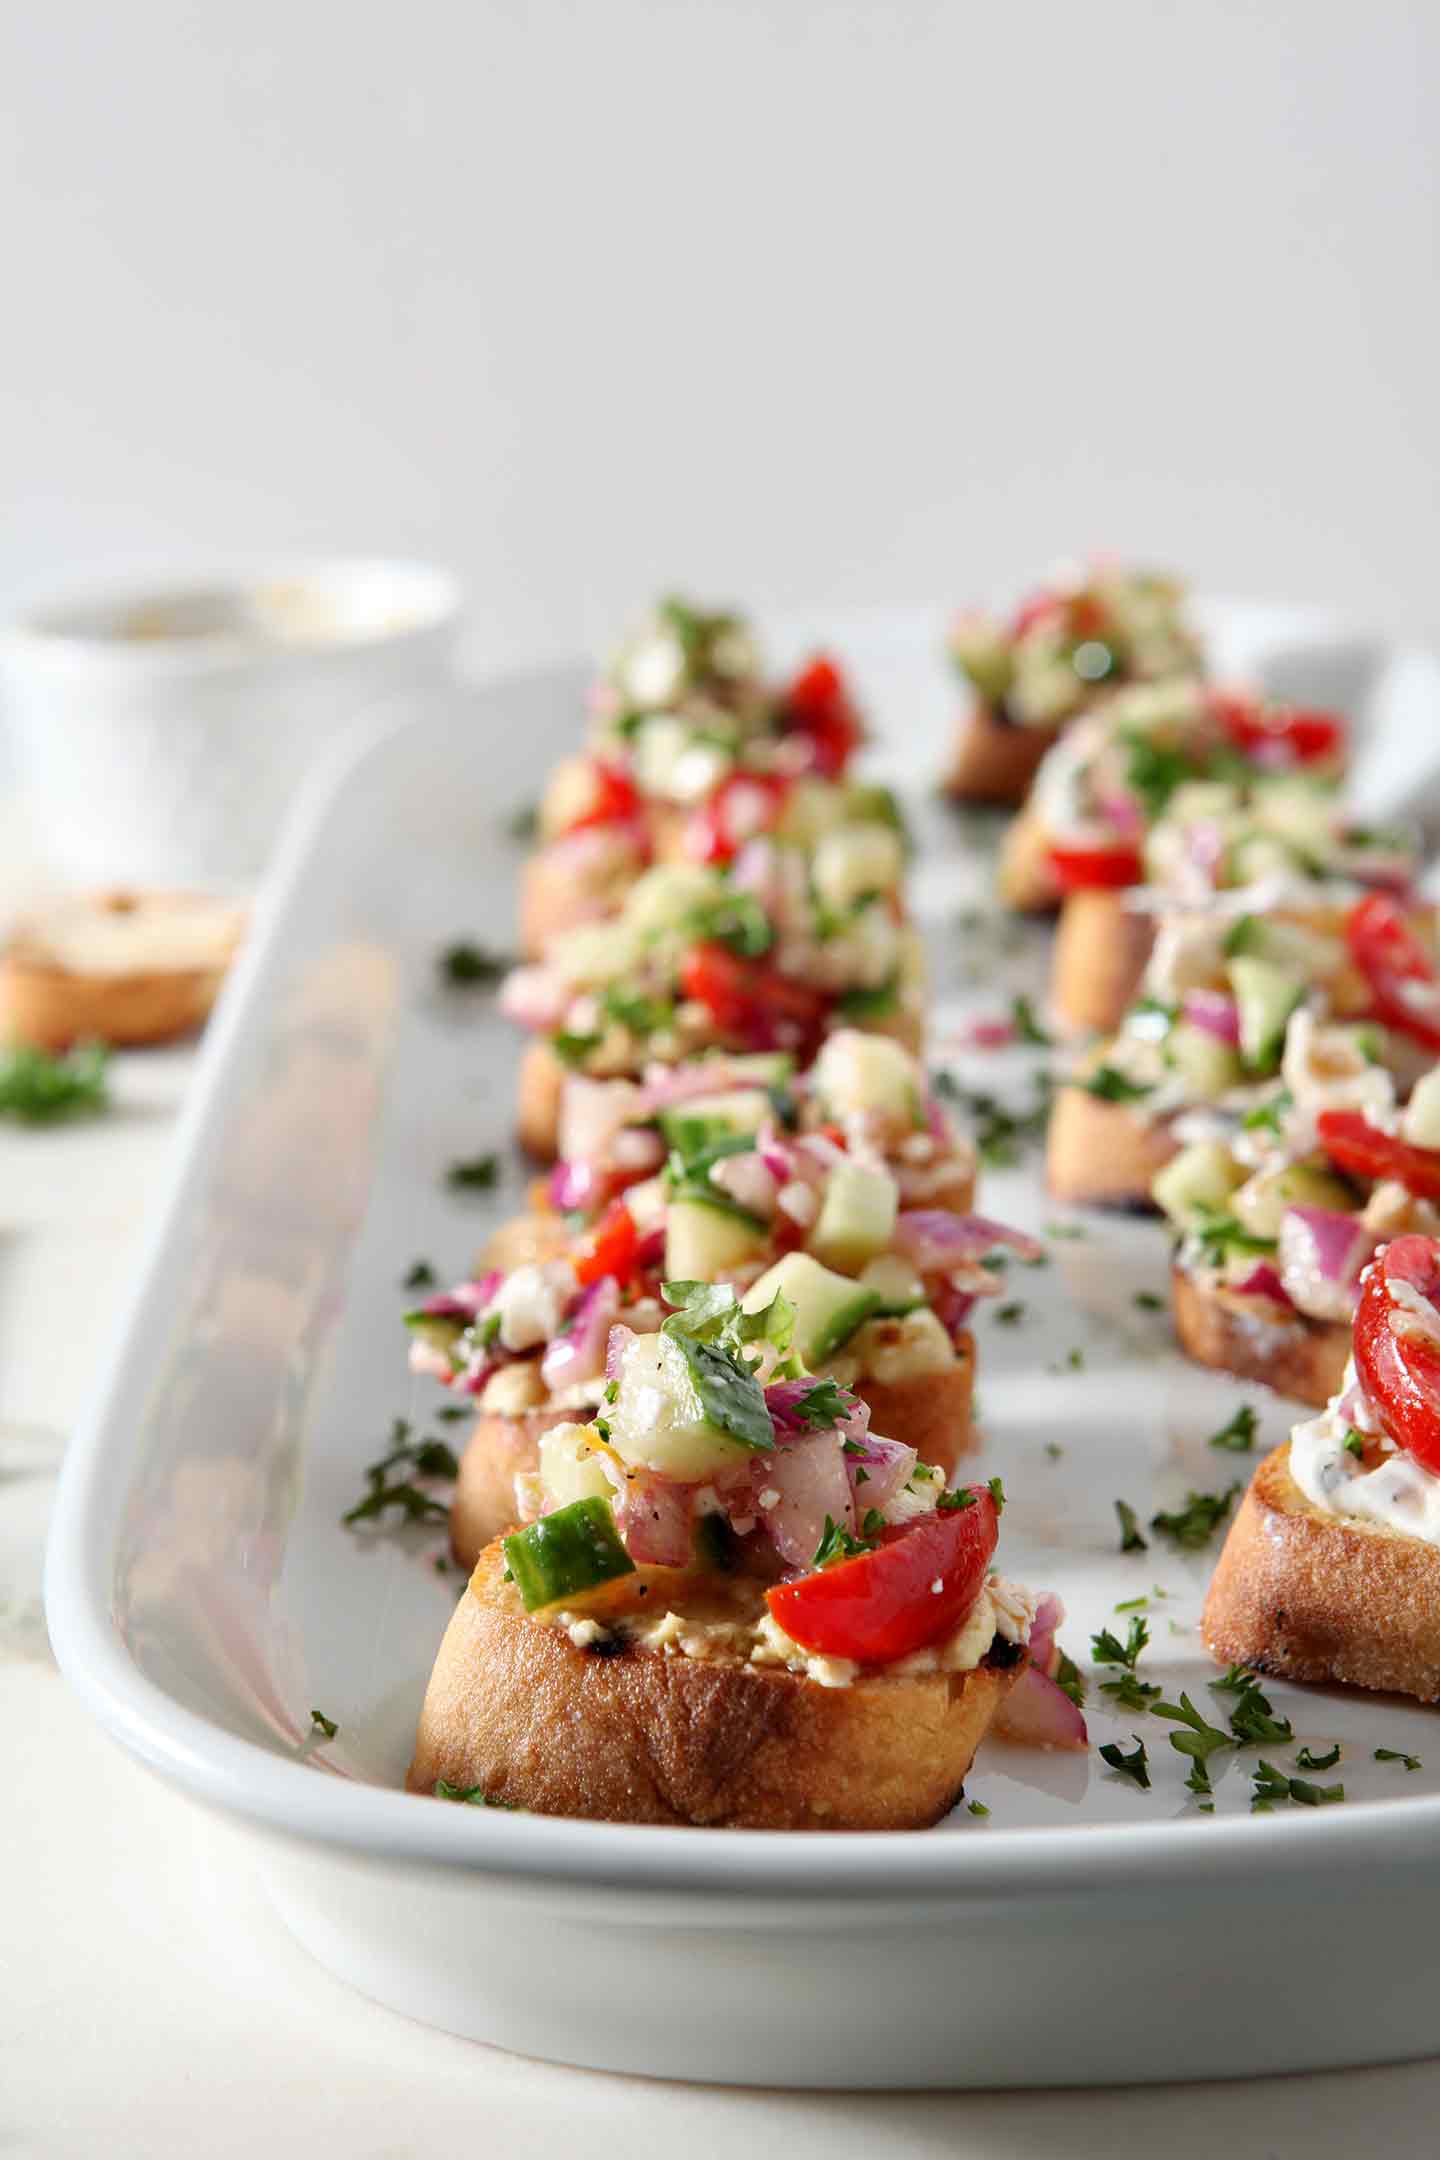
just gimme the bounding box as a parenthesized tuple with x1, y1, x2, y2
(996, 807, 1060, 913)
(407, 1541, 1017, 1828)
(448, 1349, 979, 1569)
(944, 706, 1056, 806)
(1202, 1441, 1440, 1701)
(0, 889, 243, 1050)
(518, 838, 649, 961)
(1171, 1263, 1349, 1409)
(1051, 890, 1155, 1037)
(1045, 1082, 1178, 1209)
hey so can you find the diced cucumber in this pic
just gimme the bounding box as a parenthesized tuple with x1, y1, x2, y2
(809, 1158, 899, 1270)
(503, 1496, 635, 1612)
(742, 1251, 882, 1367)
(1167, 1020, 1244, 1101)
(664, 1198, 770, 1283)
(659, 1088, 772, 1143)
(607, 1331, 763, 1478)
(1152, 1141, 1248, 1227)
(723, 1053, 796, 1087)
(811, 1030, 922, 1127)
(1232, 1162, 1360, 1237)
(537, 1424, 616, 1513)
(858, 1253, 927, 1315)
(1404, 1068, 1440, 1149)
(1228, 955, 1305, 1073)
(626, 863, 723, 934)
(812, 824, 905, 914)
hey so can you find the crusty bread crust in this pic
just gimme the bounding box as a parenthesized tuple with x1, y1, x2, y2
(1045, 1083, 1178, 1208)
(516, 1039, 568, 1159)
(1202, 1441, 1440, 1701)
(1171, 1263, 1349, 1409)
(944, 706, 1056, 806)
(407, 1541, 1016, 1827)
(1051, 890, 1155, 1037)
(518, 839, 649, 961)
(448, 1349, 979, 1570)
(0, 889, 241, 1050)
(480, 1209, 572, 1274)
(996, 807, 1059, 913)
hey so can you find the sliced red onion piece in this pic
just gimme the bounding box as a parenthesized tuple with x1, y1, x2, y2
(842, 1432, 916, 1513)
(1228, 1261, 1293, 1308)
(548, 1158, 598, 1213)
(1027, 1590, 1065, 1679)
(541, 1278, 620, 1395)
(639, 1059, 763, 1111)
(605, 1321, 639, 1383)
(893, 1211, 1043, 1272)
(615, 1470, 698, 1566)
(757, 1120, 800, 1184)
(992, 1664, 1089, 1750)
(729, 837, 783, 906)
(1092, 787, 1144, 840)
(558, 1075, 646, 1165)
(1277, 1205, 1377, 1324)
(753, 1432, 855, 1569)
(708, 1149, 778, 1218)
(418, 1272, 500, 1321)
(931, 1281, 978, 1339)
(1181, 989, 1241, 1045)
(499, 965, 567, 1032)
(765, 1377, 870, 1445)
(547, 820, 647, 870)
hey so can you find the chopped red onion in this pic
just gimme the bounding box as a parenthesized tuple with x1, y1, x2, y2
(993, 1664, 1089, 1750)
(558, 1075, 645, 1165)
(548, 1158, 599, 1212)
(1181, 989, 1241, 1045)
(1277, 1205, 1377, 1323)
(499, 965, 567, 1032)
(765, 1377, 870, 1444)
(753, 1432, 855, 1569)
(541, 1278, 620, 1394)
(1229, 1261, 1293, 1308)
(604, 1321, 638, 1383)
(1027, 1591, 1065, 1678)
(893, 1211, 1043, 1272)
(842, 1432, 916, 1513)
(616, 1470, 698, 1566)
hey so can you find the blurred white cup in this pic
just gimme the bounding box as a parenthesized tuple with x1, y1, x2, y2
(0, 559, 462, 889)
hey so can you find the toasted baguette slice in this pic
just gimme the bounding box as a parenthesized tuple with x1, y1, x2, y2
(449, 1349, 978, 1570)
(1046, 1082, 1178, 1208)
(1171, 1263, 1349, 1409)
(996, 807, 1059, 913)
(944, 707, 1056, 806)
(518, 836, 648, 961)
(480, 1209, 572, 1274)
(0, 889, 243, 1050)
(1051, 890, 1155, 1037)
(1203, 1441, 1440, 1701)
(408, 1541, 1018, 1828)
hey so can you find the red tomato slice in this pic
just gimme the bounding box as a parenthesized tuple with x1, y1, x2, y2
(1316, 1109, 1440, 1203)
(781, 655, 862, 778)
(1353, 1234, 1440, 1472)
(1213, 692, 1345, 769)
(686, 771, 791, 865)
(1047, 842, 1143, 893)
(1346, 893, 1440, 1050)
(766, 1489, 999, 1664)
(680, 941, 830, 1054)
(573, 1201, 639, 1287)
(563, 762, 642, 835)
(1011, 588, 1065, 639)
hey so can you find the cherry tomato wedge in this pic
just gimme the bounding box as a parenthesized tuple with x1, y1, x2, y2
(1213, 691, 1345, 769)
(766, 1488, 999, 1664)
(781, 654, 862, 778)
(685, 770, 791, 865)
(573, 1200, 640, 1287)
(1353, 1234, 1440, 1473)
(1316, 1109, 1440, 1203)
(1047, 842, 1143, 893)
(1346, 893, 1440, 1050)
(562, 761, 642, 835)
(680, 940, 830, 1054)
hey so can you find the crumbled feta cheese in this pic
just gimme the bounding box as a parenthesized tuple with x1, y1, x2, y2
(492, 1260, 579, 1353)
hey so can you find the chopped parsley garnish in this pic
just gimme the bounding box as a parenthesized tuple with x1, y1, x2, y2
(438, 941, 508, 988)
(1115, 1499, 1148, 1553)
(987, 1476, 1006, 1513)
(1343, 1430, 1366, 1458)
(1065, 1346, 1084, 1370)
(1251, 1761, 1344, 1809)
(505, 801, 539, 842)
(343, 1419, 459, 1527)
(1375, 1747, 1423, 1771)
(1243, 1087, 1293, 1134)
(994, 1301, 1026, 1326)
(1125, 733, 1200, 819)
(1210, 1662, 1258, 1694)
(1101, 1671, 1162, 1712)
(1009, 993, 1052, 1047)
(435, 1779, 518, 1809)
(1222, 913, 1264, 958)
(1045, 1441, 1064, 1461)
(434, 1403, 469, 1423)
(934, 1072, 1052, 1167)
(1189, 1212, 1277, 1270)
(660, 1278, 795, 1363)
(966, 1799, 991, 1818)
(309, 1709, 338, 1740)
(603, 984, 675, 1037)
(0, 1041, 110, 1123)
(785, 1378, 856, 1429)
(683, 888, 774, 958)
(937, 1487, 979, 1513)
(861, 1507, 887, 1536)
(1154, 1693, 1232, 1795)
(1133, 1291, 1164, 1311)
(1054, 1650, 1086, 1708)
(1098, 1736, 1151, 1789)
(1045, 1219, 1088, 1240)
(1113, 1594, 1149, 1613)
(1150, 1484, 1240, 1550)
(1076, 1065, 1153, 1104)
(1092, 1616, 1149, 1671)
(1296, 1743, 1342, 1771)
(812, 1515, 876, 1568)
(552, 1029, 604, 1067)
(1208, 1405, 1258, 1453)
(666, 1329, 775, 1452)
(1226, 1677, 1293, 1746)
(403, 1259, 437, 1291)
(837, 976, 900, 1021)
(446, 1152, 499, 1190)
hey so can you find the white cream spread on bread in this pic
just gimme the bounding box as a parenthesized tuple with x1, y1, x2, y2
(1290, 1359, 1440, 1544)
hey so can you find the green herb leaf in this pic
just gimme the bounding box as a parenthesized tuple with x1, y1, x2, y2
(1343, 1429, 1366, 1458)
(937, 1486, 978, 1513)
(343, 1419, 459, 1527)
(435, 1779, 518, 1809)
(666, 1329, 775, 1452)
(1242, 1087, 1293, 1135)
(1092, 1616, 1149, 1670)
(1210, 1662, 1258, 1694)
(994, 1301, 1026, 1326)
(1099, 1736, 1151, 1789)
(1251, 1759, 1344, 1809)
(837, 975, 900, 1021)
(1295, 1743, 1341, 1771)
(812, 1514, 877, 1568)
(0, 1040, 109, 1123)
(309, 1709, 338, 1740)
(1208, 1405, 1258, 1453)
(446, 1153, 499, 1190)
(505, 801, 539, 842)
(438, 941, 508, 987)
(966, 1799, 991, 1818)
(1150, 1484, 1240, 1550)
(1076, 1065, 1154, 1104)
(1133, 1291, 1164, 1311)
(403, 1259, 437, 1291)
(1009, 993, 1052, 1047)
(785, 1378, 856, 1430)
(1054, 1650, 1086, 1708)
(1154, 1693, 1233, 1783)
(1099, 1671, 1162, 1712)
(1375, 1747, 1423, 1771)
(1226, 1679, 1293, 1747)
(1115, 1499, 1149, 1553)
(552, 1029, 604, 1068)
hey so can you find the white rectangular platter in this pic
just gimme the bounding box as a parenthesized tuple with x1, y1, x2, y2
(45, 600, 1440, 2087)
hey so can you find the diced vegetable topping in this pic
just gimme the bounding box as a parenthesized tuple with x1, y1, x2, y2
(503, 1496, 636, 1611)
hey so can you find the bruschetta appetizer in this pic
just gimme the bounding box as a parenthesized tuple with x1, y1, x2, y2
(407, 1300, 1081, 1827)
(1047, 891, 1438, 1210)
(945, 559, 1202, 806)
(1203, 1232, 1440, 1702)
(502, 846, 924, 1158)
(410, 1086, 1034, 1561)
(0, 888, 244, 1050)
(520, 596, 889, 955)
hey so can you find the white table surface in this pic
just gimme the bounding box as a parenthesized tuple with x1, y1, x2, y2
(4, 985, 1440, 2155)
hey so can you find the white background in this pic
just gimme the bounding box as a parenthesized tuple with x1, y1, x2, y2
(2, 0, 1438, 665)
